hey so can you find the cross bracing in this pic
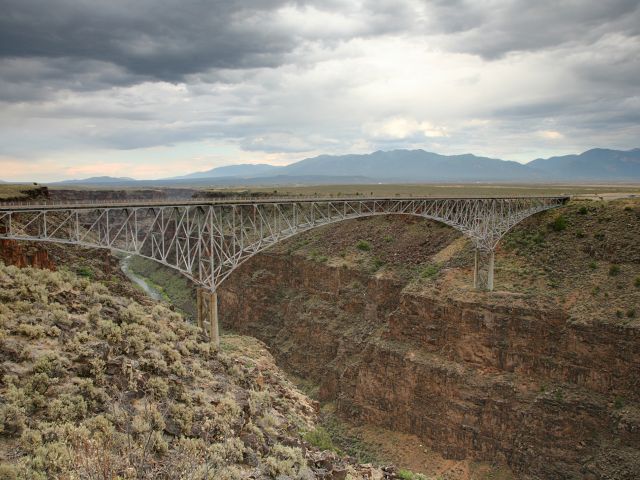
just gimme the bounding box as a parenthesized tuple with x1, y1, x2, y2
(0, 196, 569, 292)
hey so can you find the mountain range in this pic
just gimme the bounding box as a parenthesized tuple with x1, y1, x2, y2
(12, 147, 640, 186)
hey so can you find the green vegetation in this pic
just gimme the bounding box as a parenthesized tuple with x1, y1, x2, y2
(76, 265, 93, 278)
(549, 215, 568, 232)
(420, 263, 440, 280)
(503, 229, 545, 252)
(371, 257, 385, 271)
(356, 240, 371, 251)
(398, 470, 428, 480)
(609, 264, 621, 276)
(303, 427, 337, 452)
(316, 410, 378, 464)
(309, 249, 328, 263)
(127, 256, 195, 318)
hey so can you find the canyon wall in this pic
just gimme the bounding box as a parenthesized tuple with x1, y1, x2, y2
(219, 252, 640, 479)
(0, 239, 56, 270)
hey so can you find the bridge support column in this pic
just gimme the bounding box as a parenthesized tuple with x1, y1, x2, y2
(473, 248, 495, 291)
(196, 288, 220, 349)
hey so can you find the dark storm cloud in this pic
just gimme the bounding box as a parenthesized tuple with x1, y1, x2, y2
(430, 0, 640, 59)
(1, 0, 637, 88)
(0, 58, 144, 102)
(0, 0, 297, 82)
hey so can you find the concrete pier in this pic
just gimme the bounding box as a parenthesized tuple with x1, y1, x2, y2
(474, 248, 495, 291)
(196, 288, 219, 348)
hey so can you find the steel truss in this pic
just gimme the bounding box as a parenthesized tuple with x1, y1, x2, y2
(0, 196, 568, 292)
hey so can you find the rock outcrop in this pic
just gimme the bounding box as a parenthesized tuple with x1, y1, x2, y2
(0, 239, 56, 270)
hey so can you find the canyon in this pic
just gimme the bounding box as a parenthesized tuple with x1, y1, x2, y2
(219, 251, 639, 478)
(1, 197, 639, 478)
(216, 202, 640, 479)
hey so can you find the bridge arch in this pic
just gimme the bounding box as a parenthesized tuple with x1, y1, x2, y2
(0, 196, 569, 345)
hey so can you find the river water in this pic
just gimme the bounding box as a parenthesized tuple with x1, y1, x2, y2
(119, 254, 165, 301)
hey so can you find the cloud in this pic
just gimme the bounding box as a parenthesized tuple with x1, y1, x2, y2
(0, 0, 639, 180)
(365, 117, 449, 140)
(538, 130, 564, 140)
(426, 0, 640, 59)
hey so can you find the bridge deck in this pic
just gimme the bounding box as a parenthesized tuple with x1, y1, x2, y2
(0, 195, 571, 211)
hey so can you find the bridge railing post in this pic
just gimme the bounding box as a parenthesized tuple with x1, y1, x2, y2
(473, 248, 495, 291)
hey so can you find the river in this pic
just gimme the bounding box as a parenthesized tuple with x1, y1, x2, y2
(119, 254, 165, 301)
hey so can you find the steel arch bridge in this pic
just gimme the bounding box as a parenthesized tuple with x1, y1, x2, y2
(0, 196, 569, 344)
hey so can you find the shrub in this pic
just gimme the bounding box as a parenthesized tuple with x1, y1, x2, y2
(589, 261, 597, 270)
(29, 441, 72, 477)
(47, 394, 88, 422)
(609, 265, 621, 276)
(15, 323, 46, 339)
(264, 444, 307, 477)
(398, 470, 428, 480)
(578, 205, 588, 214)
(169, 404, 194, 435)
(627, 309, 636, 319)
(371, 258, 385, 270)
(32, 354, 66, 378)
(0, 463, 19, 480)
(0, 404, 26, 436)
(303, 427, 335, 451)
(76, 266, 93, 279)
(355, 240, 371, 251)
(635, 277, 640, 288)
(549, 215, 567, 232)
(145, 377, 169, 400)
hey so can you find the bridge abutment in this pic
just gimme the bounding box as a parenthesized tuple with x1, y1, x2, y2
(473, 248, 495, 291)
(196, 288, 220, 348)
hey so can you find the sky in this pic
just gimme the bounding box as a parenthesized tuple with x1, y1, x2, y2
(0, 0, 639, 182)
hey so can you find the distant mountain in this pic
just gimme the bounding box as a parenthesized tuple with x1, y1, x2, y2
(52, 176, 136, 185)
(527, 148, 640, 181)
(276, 149, 538, 182)
(171, 164, 281, 179)
(45, 148, 640, 187)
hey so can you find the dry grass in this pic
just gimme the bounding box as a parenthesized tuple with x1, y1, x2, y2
(0, 185, 42, 200)
(201, 183, 640, 198)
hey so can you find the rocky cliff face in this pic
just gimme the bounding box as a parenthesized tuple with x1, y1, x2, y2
(219, 252, 640, 479)
(0, 239, 56, 270)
